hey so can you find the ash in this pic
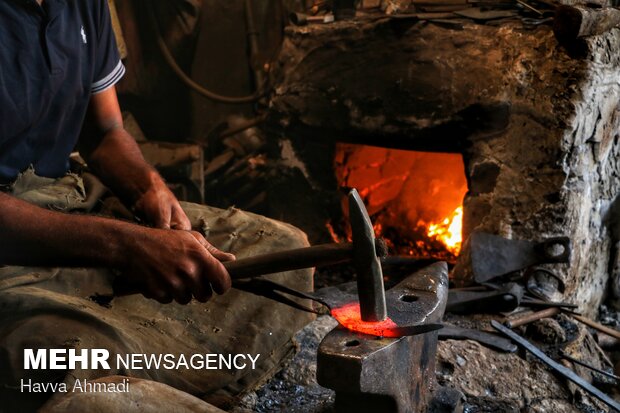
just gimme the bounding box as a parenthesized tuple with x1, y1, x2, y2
(599, 304, 620, 329)
(233, 316, 337, 413)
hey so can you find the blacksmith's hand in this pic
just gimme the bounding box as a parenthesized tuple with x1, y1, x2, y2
(133, 178, 192, 231)
(124, 228, 236, 304)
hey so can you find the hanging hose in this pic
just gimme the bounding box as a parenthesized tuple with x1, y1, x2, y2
(147, 4, 265, 105)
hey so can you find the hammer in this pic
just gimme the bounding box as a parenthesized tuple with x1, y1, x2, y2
(115, 189, 388, 322)
(289, 12, 333, 26)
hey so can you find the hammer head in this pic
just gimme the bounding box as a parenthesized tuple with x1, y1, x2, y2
(349, 189, 387, 322)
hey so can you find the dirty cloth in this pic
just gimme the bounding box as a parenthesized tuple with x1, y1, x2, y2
(0, 170, 314, 411)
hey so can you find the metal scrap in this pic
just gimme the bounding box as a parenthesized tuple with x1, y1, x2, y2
(447, 282, 523, 313)
(469, 232, 571, 284)
(492, 320, 620, 412)
(440, 324, 518, 352)
(454, 7, 518, 20)
(560, 350, 620, 382)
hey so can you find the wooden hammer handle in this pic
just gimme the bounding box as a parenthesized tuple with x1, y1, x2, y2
(572, 314, 620, 341)
(113, 242, 354, 296)
(224, 242, 353, 279)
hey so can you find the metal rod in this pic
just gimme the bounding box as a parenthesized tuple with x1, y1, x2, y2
(439, 325, 517, 353)
(492, 321, 620, 412)
(560, 351, 620, 381)
(521, 298, 578, 309)
(516, 0, 543, 15)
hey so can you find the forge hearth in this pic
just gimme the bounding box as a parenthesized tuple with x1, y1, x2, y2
(334, 146, 467, 259)
(268, 18, 620, 316)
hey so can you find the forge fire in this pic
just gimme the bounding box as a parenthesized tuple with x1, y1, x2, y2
(334, 146, 468, 259)
(1, 0, 620, 412)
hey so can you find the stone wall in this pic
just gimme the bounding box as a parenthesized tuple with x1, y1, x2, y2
(268, 19, 620, 315)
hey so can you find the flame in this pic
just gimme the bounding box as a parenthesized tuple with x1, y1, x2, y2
(325, 221, 341, 243)
(330, 302, 401, 338)
(373, 222, 383, 237)
(334, 145, 467, 258)
(427, 206, 463, 255)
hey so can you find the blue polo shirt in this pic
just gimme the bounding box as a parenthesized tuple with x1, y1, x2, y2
(0, 0, 125, 183)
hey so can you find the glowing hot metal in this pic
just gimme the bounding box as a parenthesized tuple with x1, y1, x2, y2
(330, 302, 442, 338)
(331, 303, 400, 338)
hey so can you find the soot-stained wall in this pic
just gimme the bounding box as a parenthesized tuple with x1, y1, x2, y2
(269, 19, 620, 315)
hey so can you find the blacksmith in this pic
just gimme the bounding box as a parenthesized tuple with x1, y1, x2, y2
(0, 0, 313, 411)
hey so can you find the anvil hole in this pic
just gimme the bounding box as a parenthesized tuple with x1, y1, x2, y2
(345, 340, 361, 347)
(400, 294, 419, 303)
(545, 242, 566, 258)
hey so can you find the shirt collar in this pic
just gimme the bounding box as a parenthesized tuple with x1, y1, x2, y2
(44, 0, 67, 20)
(19, 0, 67, 20)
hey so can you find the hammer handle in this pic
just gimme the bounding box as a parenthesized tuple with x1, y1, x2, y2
(113, 242, 353, 296)
(224, 242, 353, 279)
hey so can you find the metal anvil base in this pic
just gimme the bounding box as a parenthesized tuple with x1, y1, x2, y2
(317, 262, 462, 413)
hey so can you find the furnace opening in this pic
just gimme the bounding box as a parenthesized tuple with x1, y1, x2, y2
(333, 144, 468, 261)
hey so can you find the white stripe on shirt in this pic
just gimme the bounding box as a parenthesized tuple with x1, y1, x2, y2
(91, 60, 125, 94)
